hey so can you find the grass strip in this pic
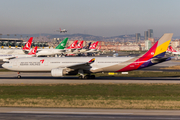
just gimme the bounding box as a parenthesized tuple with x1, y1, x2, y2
(96, 71, 180, 77)
(161, 65, 180, 70)
(0, 83, 180, 109)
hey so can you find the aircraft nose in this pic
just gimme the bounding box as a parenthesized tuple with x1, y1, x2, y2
(2, 64, 5, 68)
(2, 63, 7, 69)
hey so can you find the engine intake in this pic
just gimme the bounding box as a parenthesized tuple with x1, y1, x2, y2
(51, 68, 66, 77)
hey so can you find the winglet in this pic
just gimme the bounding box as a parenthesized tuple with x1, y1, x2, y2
(88, 58, 95, 64)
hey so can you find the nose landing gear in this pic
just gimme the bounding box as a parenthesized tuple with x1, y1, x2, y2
(17, 72, 21, 79)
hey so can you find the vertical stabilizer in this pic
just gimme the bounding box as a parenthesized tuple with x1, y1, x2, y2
(55, 38, 68, 49)
(76, 40, 84, 49)
(66, 40, 78, 49)
(28, 46, 38, 55)
(22, 37, 33, 50)
(170, 46, 177, 52)
(89, 41, 99, 49)
(117, 33, 173, 72)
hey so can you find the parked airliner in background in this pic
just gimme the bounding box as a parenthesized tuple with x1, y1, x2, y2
(166, 47, 172, 53)
(77, 42, 92, 54)
(92, 46, 101, 53)
(2, 33, 173, 79)
(169, 46, 180, 55)
(36, 38, 68, 56)
(66, 40, 78, 50)
(0, 46, 37, 61)
(85, 41, 99, 54)
(66, 40, 84, 56)
(85, 45, 101, 56)
(74, 40, 84, 50)
(0, 37, 33, 55)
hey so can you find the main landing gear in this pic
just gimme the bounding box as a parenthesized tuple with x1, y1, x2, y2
(78, 75, 95, 79)
(17, 72, 21, 79)
(78, 70, 95, 79)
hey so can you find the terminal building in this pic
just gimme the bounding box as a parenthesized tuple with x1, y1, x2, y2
(0, 38, 49, 49)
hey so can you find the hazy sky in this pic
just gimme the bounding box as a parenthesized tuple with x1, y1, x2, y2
(0, 0, 180, 37)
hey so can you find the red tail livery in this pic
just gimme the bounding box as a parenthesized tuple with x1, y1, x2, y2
(89, 41, 99, 49)
(66, 40, 78, 49)
(22, 37, 33, 50)
(75, 40, 84, 49)
(28, 46, 38, 55)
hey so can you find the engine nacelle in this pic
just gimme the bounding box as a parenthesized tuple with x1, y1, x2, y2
(51, 68, 65, 77)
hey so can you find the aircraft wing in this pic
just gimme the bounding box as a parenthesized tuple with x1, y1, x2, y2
(60, 58, 95, 70)
(3, 57, 16, 61)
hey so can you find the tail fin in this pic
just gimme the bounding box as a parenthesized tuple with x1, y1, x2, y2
(170, 46, 177, 52)
(66, 40, 78, 49)
(141, 33, 173, 59)
(117, 33, 173, 72)
(87, 42, 92, 49)
(76, 40, 84, 49)
(83, 42, 91, 49)
(97, 46, 101, 51)
(28, 46, 37, 55)
(90, 41, 98, 49)
(22, 37, 33, 50)
(89, 43, 94, 49)
(55, 38, 68, 49)
(167, 47, 171, 52)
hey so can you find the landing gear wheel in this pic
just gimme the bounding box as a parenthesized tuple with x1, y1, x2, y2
(84, 75, 90, 79)
(17, 75, 21, 79)
(90, 75, 95, 79)
(78, 75, 83, 79)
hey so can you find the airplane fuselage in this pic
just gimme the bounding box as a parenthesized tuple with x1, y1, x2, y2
(2, 57, 136, 73)
(36, 49, 65, 56)
(0, 49, 26, 55)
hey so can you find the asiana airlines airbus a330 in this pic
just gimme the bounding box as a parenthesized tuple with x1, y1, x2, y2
(2, 33, 173, 79)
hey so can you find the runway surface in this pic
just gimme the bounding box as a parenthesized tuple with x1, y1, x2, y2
(1, 72, 180, 84)
(0, 107, 180, 120)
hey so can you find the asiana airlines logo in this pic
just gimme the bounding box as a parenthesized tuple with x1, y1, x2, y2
(151, 52, 154, 55)
(40, 59, 44, 63)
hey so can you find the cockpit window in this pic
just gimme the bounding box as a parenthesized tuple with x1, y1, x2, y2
(5, 61, 9, 63)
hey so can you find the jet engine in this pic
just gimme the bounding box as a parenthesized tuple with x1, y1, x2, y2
(51, 68, 72, 77)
